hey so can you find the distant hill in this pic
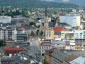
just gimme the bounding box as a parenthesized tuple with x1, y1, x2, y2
(0, 0, 79, 8)
(42, 0, 85, 7)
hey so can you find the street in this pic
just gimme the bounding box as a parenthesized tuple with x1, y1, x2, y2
(29, 37, 41, 61)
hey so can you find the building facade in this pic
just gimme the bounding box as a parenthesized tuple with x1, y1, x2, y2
(41, 41, 52, 55)
(0, 16, 11, 23)
(74, 30, 85, 39)
(60, 16, 80, 27)
(61, 31, 74, 40)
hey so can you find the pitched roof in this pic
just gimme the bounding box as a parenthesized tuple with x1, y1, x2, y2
(3, 46, 26, 51)
(21, 27, 27, 30)
(53, 27, 67, 32)
(41, 41, 51, 46)
(66, 55, 78, 63)
(22, 22, 28, 25)
(51, 50, 70, 63)
(51, 40, 66, 45)
(21, 24, 35, 29)
(49, 22, 56, 27)
(69, 56, 85, 64)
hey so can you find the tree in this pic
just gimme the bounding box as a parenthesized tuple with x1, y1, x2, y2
(40, 36, 43, 40)
(29, 22, 35, 26)
(36, 30, 39, 35)
(5, 10, 21, 17)
(40, 31, 43, 36)
(0, 40, 6, 47)
(22, 10, 29, 17)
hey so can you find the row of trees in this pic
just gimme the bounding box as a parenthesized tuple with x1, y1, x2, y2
(5, 10, 29, 17)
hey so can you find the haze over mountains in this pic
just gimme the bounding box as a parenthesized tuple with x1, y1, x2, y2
(0, 0, 79, 8)
(42, 0, 85, 6)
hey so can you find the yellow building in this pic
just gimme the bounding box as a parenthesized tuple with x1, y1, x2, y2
(45, 28, 54, 39)
(45, 27, 68, 40)
(45, 28, 60, 40)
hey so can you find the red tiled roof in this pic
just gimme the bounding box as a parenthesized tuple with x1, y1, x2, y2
(21, 27, 27, 30)
(22, 22, 28, 25)
(53, 27, 67, 32)
(3, 46, 26, 55)
(3, 46, 26, 51)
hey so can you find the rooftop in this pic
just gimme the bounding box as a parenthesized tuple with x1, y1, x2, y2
(51, 40, 66, 45)
(53, 27, 67, 32)
(70, 56, 85, 64)
(41, 41, 51, 46)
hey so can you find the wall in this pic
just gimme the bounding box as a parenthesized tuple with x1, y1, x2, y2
(60, 16, 80, 27)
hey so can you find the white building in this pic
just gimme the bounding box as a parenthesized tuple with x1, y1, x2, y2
(0, 30, 4, 40)
(0, 28, 27, 42)
(0, 29, 14, 41)
(10, 28, 27, 42)
(0, 16, 11, 23)
(60, 16, 80, 27)
(61, 30, 85, 40)
(51, 40, 66, 49)
(74, 30, 85, 39)
(61, 31, 74, 40)
(41, 41, 52, 55)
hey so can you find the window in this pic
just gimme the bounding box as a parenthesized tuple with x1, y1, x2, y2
(47, 46, 49, 49)
(47, 32, 51, 37)
(48, 32, 51, 37)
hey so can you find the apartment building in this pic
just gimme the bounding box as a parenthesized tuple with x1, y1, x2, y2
(61, 31, 74, 40)
(0, 16, 11, 23)
(74, 30, 85, 39)
(60, 16, 80, 27)
(41, 41, 52, 55)
(0, 27, 15, 41)
(0, 27, 28, 42)
(61, 30, 85, 40)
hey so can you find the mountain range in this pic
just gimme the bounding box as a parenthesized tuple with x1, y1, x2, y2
(0, 0, 79, 8)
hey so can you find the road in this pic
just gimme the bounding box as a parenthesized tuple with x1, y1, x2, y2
(29, 37, 41, 61)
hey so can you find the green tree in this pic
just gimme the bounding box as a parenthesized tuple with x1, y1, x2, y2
(0, 40, 6, 47)
(30, 22, 35, 26)
(22, 10, 29, 17)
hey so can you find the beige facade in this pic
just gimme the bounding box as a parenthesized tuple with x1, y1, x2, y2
(65, 45, 83, 51)
(75, 45, 82, 50)
(45, 29, 60, 40)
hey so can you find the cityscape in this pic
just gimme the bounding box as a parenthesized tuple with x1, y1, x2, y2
(0, 0, 85, 64)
